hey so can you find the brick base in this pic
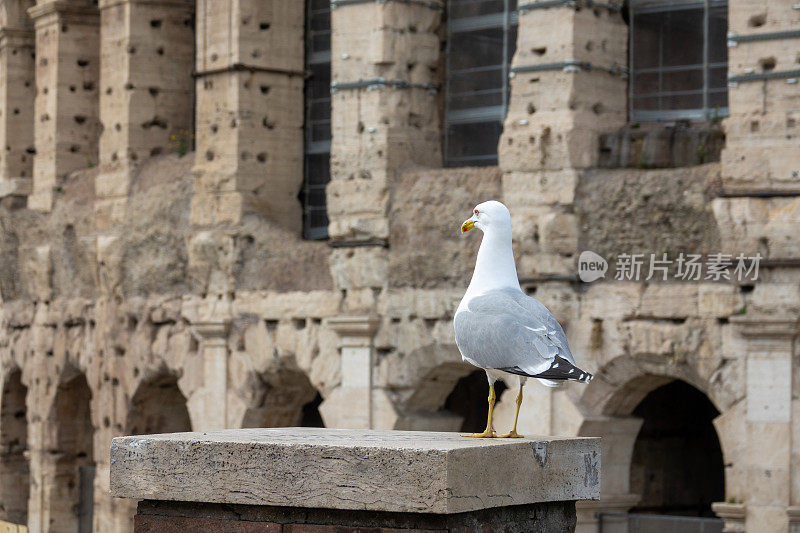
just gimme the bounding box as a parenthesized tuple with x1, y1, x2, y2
(134, 500, 577, 533)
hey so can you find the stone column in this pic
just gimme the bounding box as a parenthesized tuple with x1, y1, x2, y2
(95, 0, 194, 229)
(320, 315, 380, 429)
(328, 0, 441, 245)
(190, 0, 304, 230)
(729, 315, 799, 532)
(27, 0, 100, 213)
(722, 1, 800, 191)
(713, 502, 746, 533)
(190, 318, 230, 431)
(0, 1, 35, 199)
(575, 416, 642, 533)
(499, 1, 627, 278)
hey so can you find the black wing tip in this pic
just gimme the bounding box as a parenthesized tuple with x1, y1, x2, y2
(498, 356, 594, 384)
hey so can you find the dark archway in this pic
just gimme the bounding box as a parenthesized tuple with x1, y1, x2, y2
(47, 371, 94, 533)
(629, 380, 724, 517)
(0, 370, 29, 525)
(241, 370, 324, 428)
(126, 374, 191, 435)
(443, 370, 507, 433)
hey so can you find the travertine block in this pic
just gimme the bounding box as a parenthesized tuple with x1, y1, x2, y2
(110, 428, 600, 513)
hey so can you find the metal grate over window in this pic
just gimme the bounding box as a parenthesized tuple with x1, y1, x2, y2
(303, 0, 332, 240)
(444, 0, 518, 167)
(630, 0, 728, 123)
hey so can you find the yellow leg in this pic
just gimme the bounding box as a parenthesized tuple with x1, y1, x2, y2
(462, 383, 497, 438)
(499, 383, 525, 438)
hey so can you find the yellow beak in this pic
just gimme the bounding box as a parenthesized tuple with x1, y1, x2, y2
(461, 219, 475, 233)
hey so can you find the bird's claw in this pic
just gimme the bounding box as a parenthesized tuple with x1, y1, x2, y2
(461, 429, 497, 438)
(498, 430, 524, 439)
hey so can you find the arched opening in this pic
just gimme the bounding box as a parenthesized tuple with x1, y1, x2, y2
(46, 371, 94, 533)
(241, 370, 324, 428)
(443, 369, 507, 433)
(629, 380, 724, 517)
(0, 370, 29, 526)
(126, 374, 191, 436)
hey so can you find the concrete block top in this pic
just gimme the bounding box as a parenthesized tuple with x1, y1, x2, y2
(110, 428, 600, 514)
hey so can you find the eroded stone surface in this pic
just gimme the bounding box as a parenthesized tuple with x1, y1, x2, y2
(111, 428, 600, 514)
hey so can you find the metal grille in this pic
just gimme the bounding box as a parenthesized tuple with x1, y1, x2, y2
(303, 0, 332, 240)
(630, 0, 729, 122)
(444, 0, 518, 167)
(628, 513, 724, 533)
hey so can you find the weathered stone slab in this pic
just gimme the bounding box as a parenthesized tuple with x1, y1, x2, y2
(110, 428, 600, 514)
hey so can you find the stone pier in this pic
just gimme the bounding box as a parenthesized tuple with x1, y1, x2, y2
(110, 428, 600, 532)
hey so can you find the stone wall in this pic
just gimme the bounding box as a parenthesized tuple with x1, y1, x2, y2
(0, 1, 797, 533)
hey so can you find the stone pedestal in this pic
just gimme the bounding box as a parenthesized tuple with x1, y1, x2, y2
(110, 428, 600, 532)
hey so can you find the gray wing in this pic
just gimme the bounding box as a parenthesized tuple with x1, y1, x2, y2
(453, 288, 575, 376)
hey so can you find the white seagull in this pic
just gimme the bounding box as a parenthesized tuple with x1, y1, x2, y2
(454, 200, 593, 438)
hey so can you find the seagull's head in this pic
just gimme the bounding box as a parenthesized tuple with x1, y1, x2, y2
(461, 200, 511, 234)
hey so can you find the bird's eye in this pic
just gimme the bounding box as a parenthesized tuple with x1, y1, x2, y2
(474, 210, 479, 215)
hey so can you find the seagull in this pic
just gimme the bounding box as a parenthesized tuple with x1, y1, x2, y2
(454, 200, 593, 438)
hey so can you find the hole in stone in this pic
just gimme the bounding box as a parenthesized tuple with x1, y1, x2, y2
(74, 115, 86, 125)
(150, 19, 162, 28)
(206, 150, 214, 161)
(358, 121, 364, 133)
(83, 81, 94, 91)
(211, 53, 218, 62)
(260, 85, 270, 95)
(69, 145, 80, 153)
(148, 87, 159, 97)
(12, 108, 19, 115)
(262, 117, 275, 129)
(259, 22, 270, 30)
(230, 118, 237, 128)
(40, 58, 47, 66)
(106, 87, 112, 95)
(750, 121, 760, 132)
(111, 152, 117, 161)
(251, 49, 261, 58)
(256, 152, 267, 163)
(292, 318, 306, 330)
(592, 102, 603, 114)
(125, 83, 135, 90)
(759, 57, 776, 71)
(533, 47, 547, 56)
(211, 124, 218, 133)
(748, 13, 766, 27)
(43, 87, 48, 94)
(77, 59, 89, 67)
(127, 45, 136, 54)
(141, 116, 168, 129)
(157, 47, 164, 55)
(788, 118, 797, 128)
(115, 123, 121, 131)
(150, 147, 162, 156)
(241, 152, 250, 160)
(527, 103, 536, 114)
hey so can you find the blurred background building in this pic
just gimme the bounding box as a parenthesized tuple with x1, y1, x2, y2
(0, 0, 796, 531)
